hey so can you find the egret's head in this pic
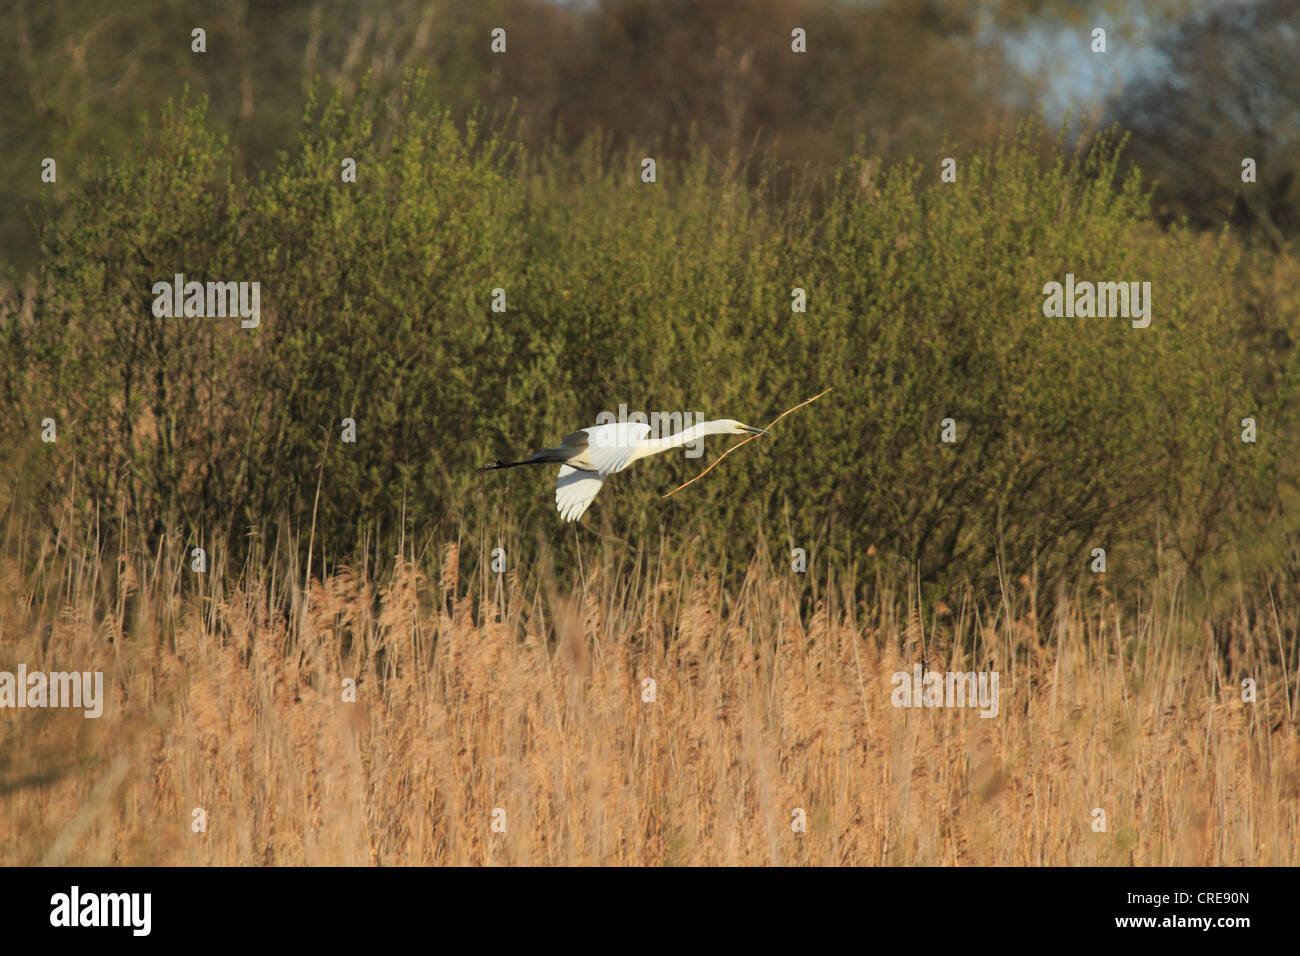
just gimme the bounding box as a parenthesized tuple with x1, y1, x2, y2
(721, 419, 769, 436)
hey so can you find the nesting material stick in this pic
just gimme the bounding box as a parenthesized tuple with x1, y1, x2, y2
(662, 386, 833, 498)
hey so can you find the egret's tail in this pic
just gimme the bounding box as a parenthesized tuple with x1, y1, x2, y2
(480, 448, 570, 471)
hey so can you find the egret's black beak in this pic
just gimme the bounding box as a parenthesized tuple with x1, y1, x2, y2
(742, 425, 770, 436)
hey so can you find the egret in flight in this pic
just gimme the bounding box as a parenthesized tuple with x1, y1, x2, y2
(480, 419, 769, 522)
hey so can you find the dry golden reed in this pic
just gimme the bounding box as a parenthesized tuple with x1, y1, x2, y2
(0, 525, 1296, 866)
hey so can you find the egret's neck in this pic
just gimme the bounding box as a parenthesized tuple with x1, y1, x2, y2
(685, 420, 736, 441)
(635, 420, 732, 458)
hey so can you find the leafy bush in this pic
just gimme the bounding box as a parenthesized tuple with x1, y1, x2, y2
(2, 86, 1295, 597)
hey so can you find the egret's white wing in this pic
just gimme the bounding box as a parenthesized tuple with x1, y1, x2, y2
(581, 422, 651, 475)
(555, 465, 605, 522)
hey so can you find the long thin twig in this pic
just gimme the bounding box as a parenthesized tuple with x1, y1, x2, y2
(661, 386, 833, 498)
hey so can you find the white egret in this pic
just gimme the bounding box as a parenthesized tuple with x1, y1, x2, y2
(480, 419, 769, 522)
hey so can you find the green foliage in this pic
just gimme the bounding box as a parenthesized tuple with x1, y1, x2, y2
(2, 91, 1296, 598)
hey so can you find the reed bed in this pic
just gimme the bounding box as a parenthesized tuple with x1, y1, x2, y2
(1, 522, 1296, 866)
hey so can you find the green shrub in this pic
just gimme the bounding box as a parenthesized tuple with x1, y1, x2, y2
(2, 88, 1295, 600)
